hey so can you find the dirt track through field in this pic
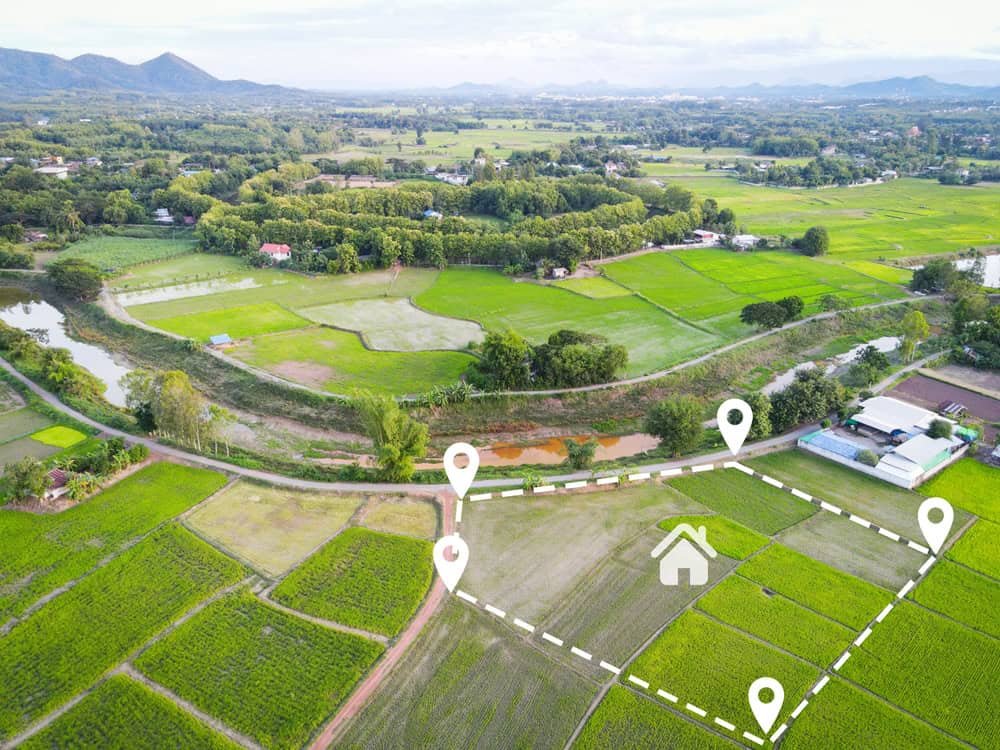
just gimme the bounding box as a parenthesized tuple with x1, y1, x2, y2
(307, 493, 454, 749)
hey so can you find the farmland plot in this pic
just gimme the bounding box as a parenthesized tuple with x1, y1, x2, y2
(908, 561, 1000, 638)
(19, 674, 239, 750)
(134, 591, 383, 750)
(271, 527, 433, 637)
(919, 458, 1000, 523)
(945, 519, 1000, 577)
(655, 513, 768, 560)
(55, 236, 196, 270)
(145, 302, 311, 342)
(0, 525, 246, 740)
(0, 462, 229, 620)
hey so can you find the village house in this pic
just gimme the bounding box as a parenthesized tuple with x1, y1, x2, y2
(259, 242, 292, 262)
(34, 165, 69, 179)
(730, 234, 760, 251)
(692, 229, 720, 245)
(153, 208, 173, 224)
(43, 469, 70, 502)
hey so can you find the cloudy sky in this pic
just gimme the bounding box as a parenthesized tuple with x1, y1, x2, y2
(4, 0, 1000, 89)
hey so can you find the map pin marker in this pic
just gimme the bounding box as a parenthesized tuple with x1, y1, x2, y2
(433, 534, 469, 593)
(444, 442, 479, 500)
(918, 497, 954, 555)
(748, 677, 784, 735)
(718, 398, 753, 456)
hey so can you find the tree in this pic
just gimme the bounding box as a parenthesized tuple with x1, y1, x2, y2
(123, 369, 206, 448)
(332, 242, 360, 274)
(769, 369, 848, 433)
(564, 439, 597, 470)
(353, 391, 428, 482)
(743, 391, 773, 440)
(3, 457, 51, 503)
(900, 310, 930, 363)
(54, 201, 84, 234)
(102, 190, 143, 225)
(776, 296, 804, 320)
(927, 419, 953, 439)
(740, 301, 788, 329)
(911, 258, 958, 293)
(475, 329, 531, 390)
(644, 396, 704, 456)
(47, 258, 103, 300)
(797, 226, 829, 256)
(819, 294, 849, 312)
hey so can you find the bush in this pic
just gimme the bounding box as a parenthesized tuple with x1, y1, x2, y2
(821, 418, 832, 428)
(644, 396, 704, 456)
(564, 438, 598, 470)
(857, 449, 879, 467)
(927, 419, 953, 439)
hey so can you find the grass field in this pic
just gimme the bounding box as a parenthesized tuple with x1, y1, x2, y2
(29, 425, 87, 448)
(628, 610, 819, 736)
(909, 560, 999, 637)
(668, 470, 817, 535)
(298, 297, 485, 351)
(774, 511, 926, 589)
(271, 527, 433, 637)
(736, 544, 889, 629)
(0, 525, 246, 740)
(55, 236, 197, 270)
(0, 462, 229, 620)
(656, 513, 768, 560)
(19, 674, 239, 750)
(230, 326, 475, 395)
(147, 302, 311, 342)
(134, 591, 383, 750)
(0, 435, 59, 468)
(781, 678, 965, 750)
(553, 276, 633, 298)
(946, 519, 999, 577)
(573, 685, 737, 750)
(361, 496, 439, 539)
(918, 458, 1000, 523)
(666, 176, 1000, 260)
(748, 450, 941, 541)
(0, 407, 52, 444)
(416, 267, 722, 376)
(460, 483, 705, 621)
(185, 481, 364, 576)
(112, 253, 248, 290)
(840, 602, 1000, 748)
(696, 574, 855, 666)
(339, 600, 597, 750)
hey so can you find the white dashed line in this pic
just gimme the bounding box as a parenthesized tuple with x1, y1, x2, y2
(791, 699, 809, 718)
(819, 501, 841, 514)
(469, 492, 492, 502)
(691, 463, 714, 473)
(514, 618, 535, 633)
(771, 723, 788, 742)
(659, 468, 682, 477)
(628, 675, 650, 689)
(656, 689, 678, 703)
(832, 652, 851, 671)
(685, 703, 707, 717)
(897, 580, 915, 599)
(875, 603, 894, 623)
(599, 661, 621, 675)
(849, 514, 871, 528)
(571, 646, 592, 661)
(596, 476, 620, 485)
(918, 556, 936, 575)
(484, 604, 506, 618)
(813, 675, 830, 694)
(565, 480, 588, 489)
(500, 488, 524, 498)
(854, 628, 872, 646)
(533, 484, 556, 494)
(761, 474, 783, 488)
(542, 632, 563, 647)
(714, 717, 736, 732)
(909, 540, 931, 555)
(878, 528, 901, 542)
(727, 461, 754, 475)
(627, 472, 651, 481)
(455, 500, 463, 524)
(743, 731, 765, 746)
(456, 590, 478, 604)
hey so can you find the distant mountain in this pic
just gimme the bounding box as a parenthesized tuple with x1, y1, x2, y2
(0, 48, 293, 96)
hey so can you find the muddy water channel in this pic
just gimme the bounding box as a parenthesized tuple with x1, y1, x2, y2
(0, 287, 131, 406)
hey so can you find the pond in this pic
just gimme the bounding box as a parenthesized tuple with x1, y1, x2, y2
(0, 287, 132, 406)
(955, 255, 1000, 289)
(762, 335, 904, 394)
(115, 276, 265, 307)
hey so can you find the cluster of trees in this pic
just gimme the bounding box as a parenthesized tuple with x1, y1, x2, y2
(910, 256, 984, 293)
(352, 391, 428, 482)
(739, 296, 804, 329)
(0, 243, 32, 269)
(0, 322, 106, 402)
(739, 158, 881, 188)
(751, 136, 821, 157)
(47, 258, 104, 300)
(848, 345, 891, 387)
(792, 226, 830, 256)
(470, 329, 628, 390)
(957, 301, 1000, 370)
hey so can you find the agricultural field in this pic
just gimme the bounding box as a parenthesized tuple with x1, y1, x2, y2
(361, 495, 439, 539)
(0, 406, 53, 442)
(918, 458, 1000, 522)
(780, 678, 966, 750)
(908, 560, 999, 637)
(271, 527, 433, 637)
(666, 176, 1000, 261)
(695, 575, 854, 666)
(339, 600, 597, 750)
(111, 253, 248, 290)
(736, 544, 889, 629)
(667, 469, 817, 535)
(0, 524, 246, 741)
(553, 275, 633, 298)
(0, 407, 61, 470)
(185, 480, 365, 576)
(655, 513, 768, 560)
(840, 602, 1000, 748)
(134, 590, 383, 750)
(946, 519, 999, 577)
(147, 302, 311, 342)
(53, 236, 197, 271)
(28, 424, 87, 448)
(574, 685, 736, 750)
(0, 462, 229, 619)
(19, 675, 239, 750)
(627, 610, 819, 737)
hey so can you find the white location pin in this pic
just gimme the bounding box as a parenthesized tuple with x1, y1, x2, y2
(718, 398, 753, 456)
(444, 442, 479, 500)
(748, 677, 784, 735)
(918, 497, 954, 555)
(433, 534, 469, 593)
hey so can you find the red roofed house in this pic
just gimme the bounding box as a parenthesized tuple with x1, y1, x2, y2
(44, 468, 70, 501)
(259, 242, 291, 262)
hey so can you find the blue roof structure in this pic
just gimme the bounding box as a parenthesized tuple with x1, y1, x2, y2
(209, 334, 232, 346)
(801, 430, 861, 460)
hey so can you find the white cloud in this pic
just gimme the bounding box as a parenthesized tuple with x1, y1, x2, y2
(3, 0, 999, 88)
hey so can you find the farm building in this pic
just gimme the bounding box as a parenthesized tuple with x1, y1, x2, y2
(259, 243, 291, 262)
(44, 469, 70, 501)
(730, 234, 760, 250)
(549, 267, 569, 279)
(798, 396, 969, 488)
(692, 230, 720, 245)
(209, 334, 233, 348)
(153, 208, 173, 224)
(423, 209, 443, 220)
(34, 165, 69, 179)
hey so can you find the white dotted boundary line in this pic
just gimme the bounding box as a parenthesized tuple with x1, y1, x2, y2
(767, 552, 942, 742)
(454, 588, 757, 743)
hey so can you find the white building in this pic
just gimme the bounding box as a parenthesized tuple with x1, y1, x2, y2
(34, 166, 69, 180)
(730, 234, 760, 250)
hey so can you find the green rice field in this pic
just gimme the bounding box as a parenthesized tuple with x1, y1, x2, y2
(54, 236, 197, 271)
(918, 458, 1000, 523)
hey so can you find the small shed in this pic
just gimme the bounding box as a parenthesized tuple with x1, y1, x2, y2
(44, 469, 70, 501)
(209, 334, 233, 348)
(550, 267, 569, 279)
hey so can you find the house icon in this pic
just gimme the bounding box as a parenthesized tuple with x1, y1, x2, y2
(651, 523, 717, 586)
